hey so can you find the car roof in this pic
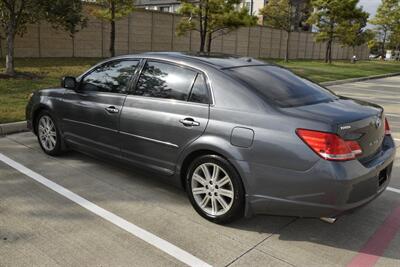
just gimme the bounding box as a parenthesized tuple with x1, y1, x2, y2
(113, 52, 270, 69)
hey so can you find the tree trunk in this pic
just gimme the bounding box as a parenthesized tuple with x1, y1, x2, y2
(72, 34, 75, 58)
(285, 31, 290, 62)
(206, 32, 212, 53)
(325, 40, 329, 63)
(328, 41, 332, 64)
(325, 39, 333, 64)
(109, 1, 116, 57)
(381, 30, 387, 59)
(199, 31, 206, 53)
(199, 0, 209, 53)
(5, 29, 15, 76)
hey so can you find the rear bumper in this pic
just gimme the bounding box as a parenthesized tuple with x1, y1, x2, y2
(241, 136, 396, 218)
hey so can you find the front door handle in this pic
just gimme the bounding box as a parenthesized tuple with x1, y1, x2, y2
(105, 106, 119, 114)
(179, 118, 200, 127)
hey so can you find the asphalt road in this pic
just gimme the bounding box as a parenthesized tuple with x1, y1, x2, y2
(0, 76, 399, 267)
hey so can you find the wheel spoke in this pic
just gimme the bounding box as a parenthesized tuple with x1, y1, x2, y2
(211, 197, 218, 214)
(219, 188, 233, 199)
(45, 138, 51, 150)
(217, 176, 230, 187)
(193, 173, 207, 186)
(216, 196, 229, 211)
(200, 195, 210, 209)
(200, 164, 211, 180)
(192, 187, 207, 195)
(49, 135, 56, 146)
(211, 165, 220, 180)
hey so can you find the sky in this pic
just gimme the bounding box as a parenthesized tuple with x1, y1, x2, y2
(358, 0, 381, 18)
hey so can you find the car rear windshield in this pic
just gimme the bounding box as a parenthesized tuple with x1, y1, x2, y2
(225, 65, 338, 107)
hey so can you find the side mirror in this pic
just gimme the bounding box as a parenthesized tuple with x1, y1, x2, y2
(62, 76, 77, 90)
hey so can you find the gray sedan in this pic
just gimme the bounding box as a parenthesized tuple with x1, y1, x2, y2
(26, 52, 396, 224)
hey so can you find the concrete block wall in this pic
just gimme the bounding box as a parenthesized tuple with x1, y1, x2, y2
(0, 9, 368, 60)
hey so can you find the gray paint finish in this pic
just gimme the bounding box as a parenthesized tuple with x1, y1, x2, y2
(26, 52, 396, 218)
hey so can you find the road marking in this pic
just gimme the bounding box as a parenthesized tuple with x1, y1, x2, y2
(333, 87, 400, 95)
(0, 153, 211, 267)
(386, 113, 400, 118)
(342, 97, 400, 105)
(394, 138, 400, 142)
(347, 202, 400, 267)
(387, 187, 400, 194)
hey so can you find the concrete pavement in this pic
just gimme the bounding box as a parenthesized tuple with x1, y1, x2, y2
(0, 76, 399, 267)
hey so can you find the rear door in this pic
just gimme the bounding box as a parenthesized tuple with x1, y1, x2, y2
(119, 60, 210, 175)
(61, 59, 140, 156)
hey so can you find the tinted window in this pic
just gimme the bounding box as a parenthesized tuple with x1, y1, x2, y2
(226, 66, 337, 107)
(189, 74, 209, 104)
(134, 61, 197, 101)
(81, 60, 139, 93)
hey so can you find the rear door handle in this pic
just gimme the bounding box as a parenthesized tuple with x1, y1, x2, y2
(105, 106, 119, 114)
(179, 118, 200, 127)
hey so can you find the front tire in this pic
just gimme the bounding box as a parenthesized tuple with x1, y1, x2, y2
(186, 155, 245, 224)
(36, 111, 63, 156)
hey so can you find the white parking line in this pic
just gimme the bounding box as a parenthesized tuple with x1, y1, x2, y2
(387, 187, 400, 194)
(333, 87, 400, 95)
(387, 113, 400, 118)
(0, 153, 211, 267)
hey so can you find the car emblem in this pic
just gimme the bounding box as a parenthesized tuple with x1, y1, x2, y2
(375, 117, 382, 128)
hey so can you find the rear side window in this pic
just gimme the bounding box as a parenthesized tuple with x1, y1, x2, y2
(226, 66, 337, 107)
(188, 74, 209, 104)
(81, 60, 139, 94)
(134, 61, 197, 101)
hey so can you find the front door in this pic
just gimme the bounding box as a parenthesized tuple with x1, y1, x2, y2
(119, 60, 211, 175)
(61, 59, 140, 156)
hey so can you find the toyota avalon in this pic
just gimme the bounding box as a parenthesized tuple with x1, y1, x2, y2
(26, 53, 396, 223)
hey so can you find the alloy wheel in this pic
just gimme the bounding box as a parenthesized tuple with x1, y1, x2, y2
(191, 163, 234, 216)
(38, 115, 57, 151)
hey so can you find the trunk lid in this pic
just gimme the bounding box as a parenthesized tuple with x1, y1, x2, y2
(283, 97, 385, 160)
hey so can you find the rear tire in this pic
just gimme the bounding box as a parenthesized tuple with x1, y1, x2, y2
(36, 111, 64, 156)
(186, 155, 245, 224)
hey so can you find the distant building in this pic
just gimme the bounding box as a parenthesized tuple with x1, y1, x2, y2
(135, 0, 191, 13)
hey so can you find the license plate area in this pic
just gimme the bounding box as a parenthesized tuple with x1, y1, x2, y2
(378, 163, 392, 187)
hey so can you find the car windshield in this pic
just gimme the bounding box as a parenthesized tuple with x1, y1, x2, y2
(225, 65, 338, 107)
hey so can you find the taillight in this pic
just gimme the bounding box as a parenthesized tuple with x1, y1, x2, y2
(385, 118, 391, 135)
(296, 129, 362, 161)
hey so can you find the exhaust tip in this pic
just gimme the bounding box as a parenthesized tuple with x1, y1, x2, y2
(320, 217, 337, 224)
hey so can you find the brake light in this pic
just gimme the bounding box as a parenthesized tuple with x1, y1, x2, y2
(385, 118, 391, 135)
(296, 129, 362, 161)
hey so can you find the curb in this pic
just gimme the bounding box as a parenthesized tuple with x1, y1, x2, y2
(0, 121, 28, 136)
(321, 72, 400, 86)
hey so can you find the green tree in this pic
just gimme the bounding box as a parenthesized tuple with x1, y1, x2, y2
(308, 0, 368, 63)
(177, 0, 257, 53)
(260, 0, 310, 62)
(0, 0, 86, 75)
(337, 8, 370, 56)
(41, 0, 88, 57)
(90, 0, 134, 57)
(370, 0, 400, 57)
(389, 28, 400, 51)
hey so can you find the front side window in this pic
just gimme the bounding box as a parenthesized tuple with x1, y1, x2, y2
(81, 60, 139, 94)
(134, 61, 197, 101)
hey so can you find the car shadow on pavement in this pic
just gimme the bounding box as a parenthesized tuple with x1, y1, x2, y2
(2, 133, 399, 262)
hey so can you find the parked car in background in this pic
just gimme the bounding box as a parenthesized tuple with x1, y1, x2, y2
(26, 52, 396, 223)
